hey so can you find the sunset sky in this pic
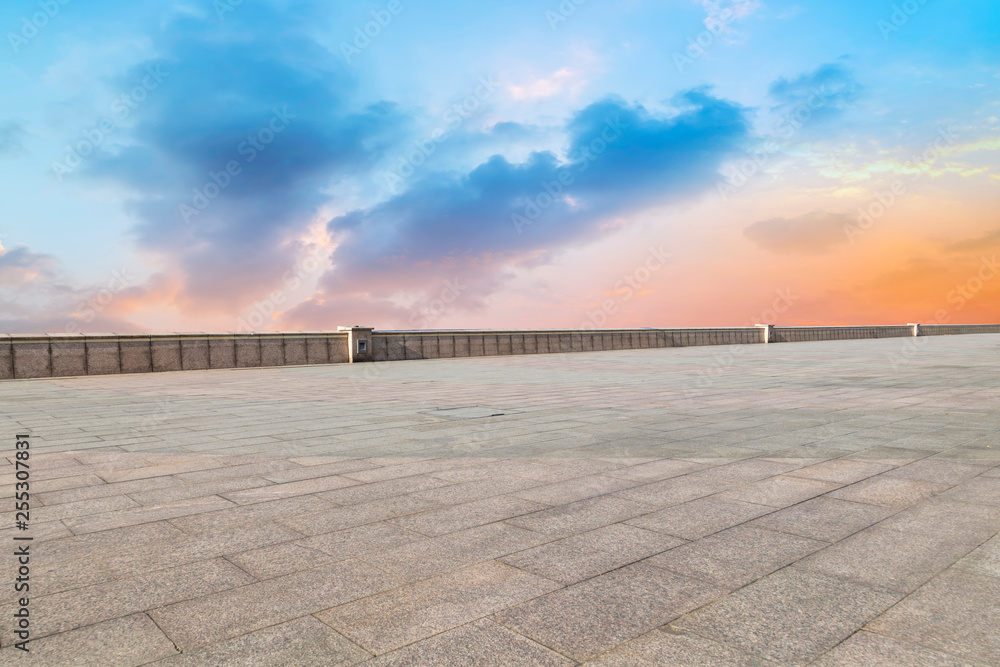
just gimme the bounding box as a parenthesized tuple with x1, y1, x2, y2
(1, 0, 998, 333)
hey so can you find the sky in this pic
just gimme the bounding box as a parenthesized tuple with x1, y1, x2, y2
(1, 0, 998, 333)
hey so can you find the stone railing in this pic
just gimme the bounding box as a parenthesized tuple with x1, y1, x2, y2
(2, 323, 997, 380)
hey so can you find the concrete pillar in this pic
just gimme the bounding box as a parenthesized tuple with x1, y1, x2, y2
(755, 324, 774, 343)
(908, 323, 921, 337)
(339, 326, 374, 362)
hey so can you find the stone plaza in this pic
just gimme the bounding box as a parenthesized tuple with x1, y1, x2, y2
(1, 333, 998, 665)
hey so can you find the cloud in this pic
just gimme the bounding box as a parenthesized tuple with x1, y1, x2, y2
(768, 62, 862, 124)
(298, 89, 751, 326)
(744, 210, 852, 254)
(0, 244, 57, 285)
(0, 243, 146, 334)
(947, 227, 1000, 253)
(509, 68, 585, 100)
(702, 0, 763, 40)
(82, 8, 402, 315)
(0, 121, 27, 156)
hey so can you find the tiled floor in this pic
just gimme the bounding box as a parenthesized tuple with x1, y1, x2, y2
(1, 334, 998, 665)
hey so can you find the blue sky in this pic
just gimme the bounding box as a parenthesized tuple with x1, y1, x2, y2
(1, 0, 998, 332)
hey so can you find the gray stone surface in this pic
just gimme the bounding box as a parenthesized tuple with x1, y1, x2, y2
(628, 496, 774, 539)
(585, 626, 779, 666)
(2, 334, 999, 663)
(493, 562, 726, 661)
(501, 523, 684, 584)
(675, 568, 900, 665)
(317, 561, 559, 654)
(749, 496, 894, 542)
(810, 631, 979, 667)
(367, 619, 573, 666)
(866, 569, 1000, 665)
(648, 525, 827, 589)
(150, 615, 370, 666)
(6, 613, 179, 666)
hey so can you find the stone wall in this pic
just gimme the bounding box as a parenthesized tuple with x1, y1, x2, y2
(2, 323, 996, 379)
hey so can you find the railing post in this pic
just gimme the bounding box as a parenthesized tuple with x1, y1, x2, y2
(908, 323, 921, 337)
(755, 324, 773, 343)
(338, 326, 374, 362)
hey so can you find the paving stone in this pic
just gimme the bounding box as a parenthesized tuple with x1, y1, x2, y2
(4, 558, 253, 640)
(221, 475, 359, 504)
(796, 501, 995, 594)
(36, 475, 183, 506)
(882, 459, 989, 485)
(612, 473, 734, 507)
(512, 474, 639, 505)
(811, 630, 979, 667)
(867, 570, 1000, 665)
(318, 474, 453, 505)
(716, 475, 840, 508)
(366, 618, 573, 666)
(748, 496, 895, 542)
(30, 494, 140, 523)
(228, 540, 337, 580)
(627, 496, 775, 540)
(129, 475, 275, 506)
(585, 626, 780, 666)
(10, 613, 179, 666)
(150, 559, 403, 650)
(98, 458, 227, 484)
(493, 562, 726, 661)
(829, 476, 949, 509)
(505, 495, 655, 537)
(62, 495, 237, 535)
(647, 525, 827, 589)
(940, 475, 1000, 506)
(606, 459, 707, 482)
(34, 521, 184, 567)
(280, 495, 440, 536)
(317, 561, 560, 654)
(391, 495, 546, 536)
(952, 533, 1000, 579)
(675, 568, 900, 665)
(169, 494, 334, 535)
(693, 458, 802, 482)
(36, 520, 302, 595)
(299, 521, 425, 560)
(359, 522, 551, 582)
(149, 615, 370, 666)
(502, 523, 684, 584)
(174, 459, 299, 484)
(788, 459, 894, 484)
(409, 475, 543, 505)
